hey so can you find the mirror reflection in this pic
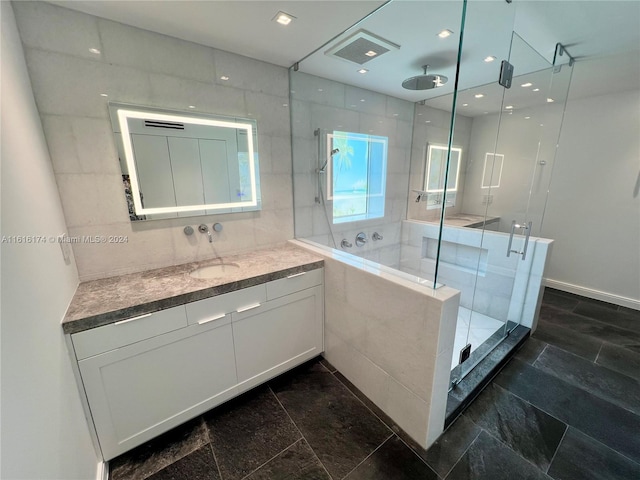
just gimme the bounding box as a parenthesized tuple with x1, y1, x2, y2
(109, 103, 261, 221)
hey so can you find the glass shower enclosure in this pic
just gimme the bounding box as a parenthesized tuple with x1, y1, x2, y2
(290, 0, 573, 386)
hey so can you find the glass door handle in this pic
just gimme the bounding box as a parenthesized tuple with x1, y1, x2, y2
(507, 221, 532, 260)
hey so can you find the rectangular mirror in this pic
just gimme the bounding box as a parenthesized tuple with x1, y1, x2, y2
(109, 103, 261, 221)
(424, 143, 462, 209)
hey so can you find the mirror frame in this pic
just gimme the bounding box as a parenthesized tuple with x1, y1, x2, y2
(113, 104, 259, 217)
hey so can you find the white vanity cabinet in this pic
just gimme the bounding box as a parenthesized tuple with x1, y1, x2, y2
(233, 270, 324, 391)
(69, 267, 323, 461)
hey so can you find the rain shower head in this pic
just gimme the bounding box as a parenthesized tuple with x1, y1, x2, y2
(402, 65, 448, 90)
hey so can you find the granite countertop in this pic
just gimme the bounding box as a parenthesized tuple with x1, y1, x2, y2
(62, 243, 324, 334)
(421, 214, 500, 228)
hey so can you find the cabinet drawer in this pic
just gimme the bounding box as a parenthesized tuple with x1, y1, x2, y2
(72, 306, 188, 360)
(185, 284, 266, 325)
(266, 268, 323, 300)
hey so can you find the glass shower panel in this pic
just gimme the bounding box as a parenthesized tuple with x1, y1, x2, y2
(448, 32, 573, 380)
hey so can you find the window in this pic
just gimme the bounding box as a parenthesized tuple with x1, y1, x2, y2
(326, 131, 387, 224)
(424, 144, 462, 209)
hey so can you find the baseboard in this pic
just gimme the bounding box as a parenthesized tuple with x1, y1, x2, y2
(96, 461, 108, 480)
(544, 279, 640, 311)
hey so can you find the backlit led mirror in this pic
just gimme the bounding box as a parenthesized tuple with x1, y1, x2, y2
(424, 143, 462, 209)
(109, 103, 261, 221)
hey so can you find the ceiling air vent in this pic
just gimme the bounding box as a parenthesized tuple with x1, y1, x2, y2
(144, 120, 185, 130)
(325, 29, 400, 65)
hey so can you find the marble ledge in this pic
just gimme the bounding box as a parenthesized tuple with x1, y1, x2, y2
(62, 242, 324, 335)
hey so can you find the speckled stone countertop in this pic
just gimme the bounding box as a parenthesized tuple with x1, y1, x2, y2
(422, 214, 500, 228)
(62, 243, 323, 334)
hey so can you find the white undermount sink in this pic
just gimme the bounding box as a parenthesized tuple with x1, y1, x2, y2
(189, 263, 240, 279)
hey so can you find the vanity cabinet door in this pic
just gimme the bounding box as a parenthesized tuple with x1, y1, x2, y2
(232, 285, 324, 392)
(78, 318, 237, 460)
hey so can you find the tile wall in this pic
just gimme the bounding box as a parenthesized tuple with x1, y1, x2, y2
(14, 1, 294, 280)
(295, 240, 460, 448)
(290, 71, 414, 267)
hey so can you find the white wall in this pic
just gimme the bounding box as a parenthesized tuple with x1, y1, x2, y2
(13, 1, 294, 281)
(542, 88, 640, 306)
(0, 2, 98, 478)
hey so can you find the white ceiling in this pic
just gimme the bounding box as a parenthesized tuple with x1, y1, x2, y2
(51, 0, 640, 109)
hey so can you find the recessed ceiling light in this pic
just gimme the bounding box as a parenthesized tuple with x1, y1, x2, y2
(282, 103, 288, 107)
(417, 113, 423, 116)
(525, 116, 531, 119)
(358, 68, 369, 74)
(89, 48, 101, 54)
(188, 105, 196, 109)
(474, 94, 484, 98)
(360, 99, 366, 102)
(365, 50, 378, 57)
(521, 82, 533, 88)
(99, 93, 108, 97)
(220, 75, 230, 81)
(318, 88, 323, 92)
(425, 120, 431, 123)
(438, 29, 453, 39)
(484, 56, 496, 63)
(505, 105, 513, 110)
(533, 88, 540, 92)
(547, 98, 554, 103)
(462, 103, 469, 107)
(393, 113, 399, 116)
(273, 11, 295, 26)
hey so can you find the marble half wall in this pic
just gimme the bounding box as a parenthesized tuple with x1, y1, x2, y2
(292, 240, 460, 449)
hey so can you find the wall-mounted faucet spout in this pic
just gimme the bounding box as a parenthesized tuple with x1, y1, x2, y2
(198, 224, 212, 243)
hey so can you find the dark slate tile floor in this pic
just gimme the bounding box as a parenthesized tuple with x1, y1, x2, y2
(110, 288, 640, 479)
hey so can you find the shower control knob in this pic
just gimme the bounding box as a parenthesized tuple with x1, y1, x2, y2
(213, 223, 223, 232)
(355, 232, 367, 247)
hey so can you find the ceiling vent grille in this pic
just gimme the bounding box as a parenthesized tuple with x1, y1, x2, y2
(325, 29, 399, 65)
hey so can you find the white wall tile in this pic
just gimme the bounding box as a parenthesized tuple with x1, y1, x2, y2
(69, 222, 176, 280)
(386, 378, 430, 448)
(245, 92, 291, 137)
(345, 86, 386, 116)
(26, 49, 152, 117)
(291, 73, 345, 108)
(214, 49, 288, 97)
(56, 173, 129, 228)
(19, 4, 296, 279)
(13, 1, 101, 59)
(148, 74, 246, 116)
(99, 19, 215, 83)
(386, 96, 414, 122)
(259, 173, 293, 211)
(271, 136, 293, 174)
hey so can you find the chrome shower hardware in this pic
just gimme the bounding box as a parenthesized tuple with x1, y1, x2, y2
(355, 232, 367, 247)
(341, 239, 352, 248)
(372, 232, 383, 241)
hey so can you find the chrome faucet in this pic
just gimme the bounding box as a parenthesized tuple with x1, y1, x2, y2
(372, 232, 383, 241)
(341, 239, 352, 248)
(198, 224, 212, 243)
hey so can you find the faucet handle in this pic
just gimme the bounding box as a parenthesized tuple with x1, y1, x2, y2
(372, 232, 383, 241)
(341, 239, 353, 248)
(355, 232, 367, 247)
(198, 224, 213, 243)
